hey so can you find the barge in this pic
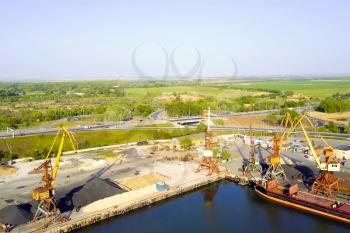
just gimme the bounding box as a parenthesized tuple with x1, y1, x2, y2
(254, 179, 350, 224)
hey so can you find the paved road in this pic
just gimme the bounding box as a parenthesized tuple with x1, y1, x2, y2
(1, 106, 344, 139)
(149, 109, 164, 120)
(1, 124, 348, 140)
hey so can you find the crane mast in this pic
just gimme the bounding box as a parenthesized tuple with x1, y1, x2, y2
(264, 112, 295, 180)
(243, 125, 262, 176)
(32, 125, 77, 220)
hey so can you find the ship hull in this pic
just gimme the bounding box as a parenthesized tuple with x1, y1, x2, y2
(255, 186, 350, 224)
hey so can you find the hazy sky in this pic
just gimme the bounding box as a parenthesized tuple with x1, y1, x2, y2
(0, 0, 349, 81)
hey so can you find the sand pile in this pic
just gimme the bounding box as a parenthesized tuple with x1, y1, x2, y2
(0, 205, 32, 227)
(82, 184, 158, 213)
(118, 173, 169, 190)
(72, 178, 125, 210)
(0, 165, 17, 175)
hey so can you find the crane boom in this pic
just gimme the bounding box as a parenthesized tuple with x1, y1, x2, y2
(298, 120, 322, 169)
(51, 126, 77, 185)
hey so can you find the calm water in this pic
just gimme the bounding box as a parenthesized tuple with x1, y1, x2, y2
(76, 182, 349, 233)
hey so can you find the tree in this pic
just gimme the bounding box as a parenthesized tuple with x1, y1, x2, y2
(135, 104, 153, 117)
(326, 122, 339, 133)
(180, 137, 192, 150)
(319, 97, 350, 113)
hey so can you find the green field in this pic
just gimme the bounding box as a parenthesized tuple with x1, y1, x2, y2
(0, 128, 196, 159)
(235, 79, 350, 98)
(1, 78, 349, 131)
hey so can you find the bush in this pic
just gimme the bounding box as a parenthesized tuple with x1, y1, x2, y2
(180, 137, 192, 150)
(266, 114, 278, 125)
(196, 123, 207, 133)
(346, 123, 350, 134)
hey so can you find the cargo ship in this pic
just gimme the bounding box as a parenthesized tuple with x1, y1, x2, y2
(254, 179, 350, 224)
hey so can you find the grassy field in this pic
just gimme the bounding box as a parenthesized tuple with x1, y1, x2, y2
(0, 129, 196, 159)
(234, 79, 350, 98)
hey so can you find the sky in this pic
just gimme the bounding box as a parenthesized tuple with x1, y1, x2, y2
(0, 0, 349, 81)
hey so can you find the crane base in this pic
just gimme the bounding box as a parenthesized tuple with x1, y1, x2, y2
(33, 199, 58, 221)
(263, 164, 286, 180)
(244, 163, 263, 177)
(311, 172, 339, 197)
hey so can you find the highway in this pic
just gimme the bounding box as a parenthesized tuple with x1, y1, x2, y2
(0, 124, 348, 140)
(1, 106, 346, 140)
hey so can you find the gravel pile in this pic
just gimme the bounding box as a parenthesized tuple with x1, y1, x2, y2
(0, 204, 32, 227)
(72, 178, 125, 210)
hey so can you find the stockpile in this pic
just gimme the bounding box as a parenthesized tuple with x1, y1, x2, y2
(82, 184, 158, 213)
(0, 205, 32, 227)
(122, 148, 140, 157)
(72, 178, 125, 210)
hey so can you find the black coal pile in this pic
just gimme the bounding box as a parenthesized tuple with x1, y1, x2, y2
(72, 178, 125, 210)
(0, 204, 32, 227)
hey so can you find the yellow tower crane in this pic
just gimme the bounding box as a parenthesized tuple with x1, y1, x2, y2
(32, 125, 77, 220)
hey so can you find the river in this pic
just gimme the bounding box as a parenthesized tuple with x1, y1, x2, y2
(75, 182, 349, 233)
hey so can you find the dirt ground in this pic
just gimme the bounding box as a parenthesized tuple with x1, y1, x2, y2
(117, 172, 169, 190)
(155, 93, 203, 102)
(223, 114, 275, 128)
(0, 165, 17, 175)
(307, 111, 350, 125)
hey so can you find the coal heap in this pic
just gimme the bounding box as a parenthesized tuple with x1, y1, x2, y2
(0, 204, 32, 227)
(72, 178, 125, 210)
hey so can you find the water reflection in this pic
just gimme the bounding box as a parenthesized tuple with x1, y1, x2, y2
(203, 182, 219, 205)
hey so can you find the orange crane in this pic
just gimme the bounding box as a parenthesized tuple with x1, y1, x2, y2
(293, 114, 340, 197)
(195, 107, 220, 176)
(264, 111, 296, 180)
(243, 125, 262, 176)
(32, 125, 77, 220)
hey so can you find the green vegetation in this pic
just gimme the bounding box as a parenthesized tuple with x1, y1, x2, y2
(213, 119, 224, 125)
(165, 98, 211, 117)
(0, 129, 196, 160)
(234, 80, 350, 98)
(319, 122, 341, 133)
(265, 114, 279, 125)
(265, 109, 300, 126)
(319, 93, 350, 113)
(0, 79, 348, 130)
(135, 104, 154, 117)
(196, 123, 208, 132)
(221, 150, 231, 161)
(346, 123, 350, 134)
(180, 137, 193, 150)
